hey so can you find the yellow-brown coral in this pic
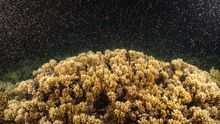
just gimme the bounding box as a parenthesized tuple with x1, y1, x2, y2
(0, 81, 15, 122)
(0, 92, 8, 121)
(3, 49, 220, 123)
(210, 67, 220, 87)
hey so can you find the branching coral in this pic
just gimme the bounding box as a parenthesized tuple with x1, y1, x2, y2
(0, 92, 8, 121)
(210, 67, 220, 87)
(0, 81, 16, 122)
(0, 81, 15, 95)
(3, 49, 220, 123)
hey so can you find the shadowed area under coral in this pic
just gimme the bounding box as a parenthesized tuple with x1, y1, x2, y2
(1, 49, 220, 123)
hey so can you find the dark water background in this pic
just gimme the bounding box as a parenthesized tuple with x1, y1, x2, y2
(0, 0, 220, 82)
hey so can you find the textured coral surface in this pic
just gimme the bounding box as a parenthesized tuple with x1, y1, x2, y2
(2, 49, 220, 124)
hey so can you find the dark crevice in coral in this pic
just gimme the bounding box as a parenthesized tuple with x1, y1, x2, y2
(95, 108, 106, 115)
(75, 90, 86, 104)
(162, 83, 168, 89)
(126, 52, 131, 64)
(163, 119, 169, 124)
(71, 78, 79, 84)
(76, 67, 80, 77)
(171, 65, 176, 73)
(33, 81, 39, 90)
(70, 91, 77, 104)
(106, 62, 112, 72)
(117, 88, 127, 102)
(186, 99, 196, 109)
(94, 91, 109, 115)
(42, 93, 49, 102)
(132, 66, 137, 75)
(131, 106, 138, 111)
(64, 114, 69, 124)
(25, 94, 33, 100)
(155, 76, 164, 85)
(163, 65, 175, 79)
(58, 81, 65, 93)
(125, 116, 138, 124)
(69, 90, 75, 98)
(0, 120, 16, 124)
(180, 74, 187, 82)
(85, 64, 89, 72)
(117, 80, 123, 85)
(54, 99, 61, 107)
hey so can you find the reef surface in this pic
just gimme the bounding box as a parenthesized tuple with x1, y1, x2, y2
(1, 49, 220, 124)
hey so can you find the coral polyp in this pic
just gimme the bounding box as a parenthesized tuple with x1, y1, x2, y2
(2, 49, 220, 123)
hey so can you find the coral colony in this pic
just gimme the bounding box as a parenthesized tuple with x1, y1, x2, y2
(1, 49, 220, 123)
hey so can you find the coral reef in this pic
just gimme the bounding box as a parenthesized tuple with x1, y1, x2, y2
(210, 67, 220, 87)
(0, 81, 16, 122)
(0, 82, 15, 93)
(0, 91, 7, 121)
(2, 49, 220, 123)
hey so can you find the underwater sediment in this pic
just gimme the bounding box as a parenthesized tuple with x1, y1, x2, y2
(1, 49, 220, 124)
